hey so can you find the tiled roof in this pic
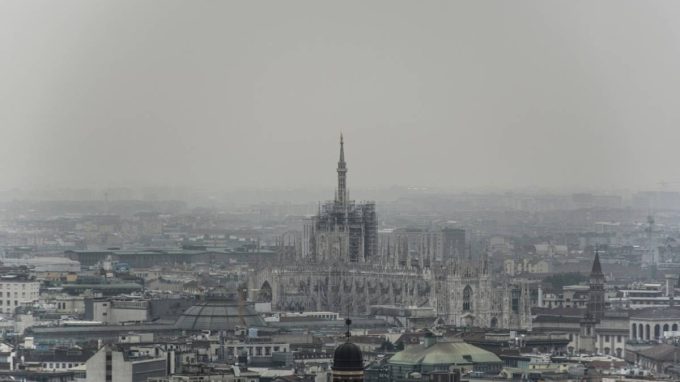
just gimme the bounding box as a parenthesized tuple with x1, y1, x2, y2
(631, 307, 680, 320)
(638, 344, 680, 362)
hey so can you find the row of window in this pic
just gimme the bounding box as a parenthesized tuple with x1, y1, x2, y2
(631, 322, 679, 340)
(224, 346, 285, 356)
(42, 362, 82, 369)
(602, 348, 623, 357)
(3, 292, 35, 298)
(567, 334, 623, 343)
(630, 301, 675, 305)
(601, 335, 623, 343)
(0, 283, 35, 289)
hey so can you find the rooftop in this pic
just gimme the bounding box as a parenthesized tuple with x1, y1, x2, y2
(388, 338, 501, 366)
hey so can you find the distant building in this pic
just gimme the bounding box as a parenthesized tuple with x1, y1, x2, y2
(534, 244, 568, 257)
(18, 347, 94, 373)
(85, 344, 167, 382)
(0, 275, 40, 315)
(504, 258, 551, 276)
(541, 284, 589, 308)
(86, 298, 150, 325)
(629, 307, 680, 342)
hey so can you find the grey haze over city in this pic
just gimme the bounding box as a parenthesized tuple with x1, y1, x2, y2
(2, 1, 680, 198)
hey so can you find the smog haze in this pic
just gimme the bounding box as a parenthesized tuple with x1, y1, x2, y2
(2, 1, 680, 193)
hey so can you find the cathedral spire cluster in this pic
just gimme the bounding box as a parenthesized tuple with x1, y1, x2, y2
(336, 134, 348, 205)
(302, 134, 377, 263)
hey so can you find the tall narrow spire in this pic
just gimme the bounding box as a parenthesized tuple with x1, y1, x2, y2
(591, 249, 603, 276)
(339, 133, 345, 163)
(588, 248, 606, 320)
(336, 134, 348, 205)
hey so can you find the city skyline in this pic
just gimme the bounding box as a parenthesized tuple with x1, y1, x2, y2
(3, 2, 680, 381)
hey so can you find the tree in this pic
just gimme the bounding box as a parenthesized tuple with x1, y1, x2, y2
(543, 272, 587, 290)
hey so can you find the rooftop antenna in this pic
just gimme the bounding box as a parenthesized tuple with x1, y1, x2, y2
(345, 317, 352, 341)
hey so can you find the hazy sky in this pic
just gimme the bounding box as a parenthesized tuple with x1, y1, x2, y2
(2, 1, 680, 192)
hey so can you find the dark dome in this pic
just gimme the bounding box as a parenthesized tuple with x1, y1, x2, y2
(333, 342, 363, 371)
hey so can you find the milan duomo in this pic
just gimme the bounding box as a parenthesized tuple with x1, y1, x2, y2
(252, 136, 536, 329)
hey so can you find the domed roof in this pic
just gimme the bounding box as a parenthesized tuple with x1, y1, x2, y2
(332, 342, 363, 371)
(175, 296, 266, 331)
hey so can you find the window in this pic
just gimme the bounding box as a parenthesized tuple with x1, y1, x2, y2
(617, 336, 622, 342)
(512, 289, 521, 313)
(463, 286, 473, 312)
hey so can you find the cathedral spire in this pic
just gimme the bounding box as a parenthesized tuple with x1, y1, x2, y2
(340, 133, 345, 163)
(336, 133, 348, 205)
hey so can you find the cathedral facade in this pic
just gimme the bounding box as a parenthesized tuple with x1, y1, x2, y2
(252, 136, 535, 329)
